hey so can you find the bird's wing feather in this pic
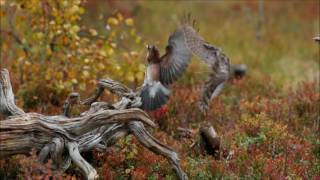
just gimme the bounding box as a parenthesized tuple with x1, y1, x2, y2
(141, 16, 230, 112)
(180, 18, 231, 112)
(198, 55, 230, 112)
(182, 25, 224, 66)
(159, 28, 192, 85)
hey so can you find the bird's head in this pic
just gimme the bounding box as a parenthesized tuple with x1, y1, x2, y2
(146, 44, 160, 63)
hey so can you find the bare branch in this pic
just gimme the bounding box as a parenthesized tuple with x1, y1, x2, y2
(67, 142, 98, 180)
(0, 69, 25, 117)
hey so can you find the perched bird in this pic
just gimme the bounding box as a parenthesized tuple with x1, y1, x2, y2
(139, 15, 230, 113)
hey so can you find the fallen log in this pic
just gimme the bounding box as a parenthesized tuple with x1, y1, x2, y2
(0, 69, 188, 180)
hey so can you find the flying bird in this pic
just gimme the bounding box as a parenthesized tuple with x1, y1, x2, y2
(138, 15, 230, 112)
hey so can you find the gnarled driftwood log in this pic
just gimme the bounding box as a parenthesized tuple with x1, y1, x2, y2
(0, 69, 188, 180)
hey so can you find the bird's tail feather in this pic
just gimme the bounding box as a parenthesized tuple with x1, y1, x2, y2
(140, 82, 170, 111)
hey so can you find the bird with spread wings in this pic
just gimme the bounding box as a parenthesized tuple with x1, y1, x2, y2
(138, 15, 230, 113)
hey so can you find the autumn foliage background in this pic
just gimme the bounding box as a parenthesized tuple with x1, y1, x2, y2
(0, 0, 319, 179)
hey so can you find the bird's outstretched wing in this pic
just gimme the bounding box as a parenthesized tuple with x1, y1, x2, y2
(181, 15, 230, 112)
(140, 27, 192, 111)
(198, 52, 230, 112)
(159, 28, 192, 85)
(180, 15, 228, 67)
(139, 15, 230, 112)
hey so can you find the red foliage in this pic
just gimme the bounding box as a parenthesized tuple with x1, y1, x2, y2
(104, 149, 126, 167)
(152, 105, 169, 121)
(101, 163, 113, 180)
(131, 166, 150, 180)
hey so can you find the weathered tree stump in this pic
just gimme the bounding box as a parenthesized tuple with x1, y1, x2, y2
(199, 125, 220, 159)
(0, 69, 188, 180)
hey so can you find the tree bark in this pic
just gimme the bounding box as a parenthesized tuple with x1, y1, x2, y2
(0, 69, 25, 117)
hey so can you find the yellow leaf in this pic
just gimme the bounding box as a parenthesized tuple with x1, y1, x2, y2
(138, 64, 145, 71)
(79, 83, 86, 91)
(115, 64, 121, 71)
(79, 7, 85, 14)
(70, 5, 79, 13)
(57, 72, 63, 80)
(71, 78, 78, 84)
(84, 59, 90, 63)
(107, 48, 114, 56)
(126, 72, 134, 82)
(122, 52, 129, 59)
(46, 47, 52, 55)
(125, 18, 134, 26)
(63, 23, 71, 29)
(111, 43, 117, 48)
(82, 70, 89, 78)
(89, 28, 98, 36)
(107, 17, 119, 25)
(130, 29, 136, 36)
(135, 36, 141, 44)
(25, 61, 31, 66)
(71, 25, 80, 33)
(62, 1, 68, 7)
(36, 32, 44, 39)
(52, 8, 58, 17)
(117, 13, 124, 21)
(45, 73, 51, 80)
(136, 71, 144, 81)
(99, 50, 106, 56)
(98, 63, 105, 70)
(130, 51, 138, 58)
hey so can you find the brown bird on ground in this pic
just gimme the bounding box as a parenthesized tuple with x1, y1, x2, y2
(139, 15, 230, 112)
